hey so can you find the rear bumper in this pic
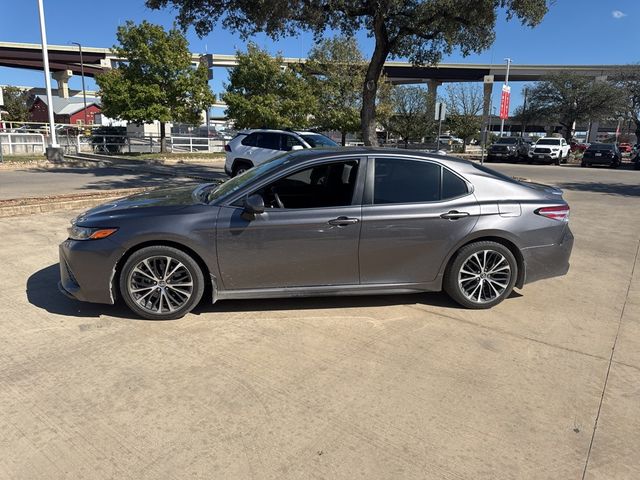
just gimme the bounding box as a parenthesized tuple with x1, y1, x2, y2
(584, 156, 616, 165)
(522, 226, 574, 285)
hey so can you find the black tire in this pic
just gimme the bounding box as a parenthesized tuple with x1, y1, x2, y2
(232, 160, 252, 177)
(444, 241, 518, 309)
(120, 246, 205, 320)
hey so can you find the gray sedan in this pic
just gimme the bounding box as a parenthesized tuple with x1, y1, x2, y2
(59, 148, 573, 320)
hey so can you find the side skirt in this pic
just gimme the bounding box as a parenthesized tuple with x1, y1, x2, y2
(214, 281, 441, 302)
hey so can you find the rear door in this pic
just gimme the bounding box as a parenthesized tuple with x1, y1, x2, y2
(359, 156, 480, 285)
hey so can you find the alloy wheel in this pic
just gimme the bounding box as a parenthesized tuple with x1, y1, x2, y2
(128, 256, 194, 314)
(458, 250, 511, 304)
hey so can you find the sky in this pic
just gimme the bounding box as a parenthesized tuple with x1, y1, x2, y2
(1, 0, 638, 113)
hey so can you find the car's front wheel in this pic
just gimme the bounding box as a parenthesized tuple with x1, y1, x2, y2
(120, 246, 205, 320)
(444, 241, 518, 309)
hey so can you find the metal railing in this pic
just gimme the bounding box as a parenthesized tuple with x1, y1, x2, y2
(0, 133, 46, 155)
(170, 136, 226, 153)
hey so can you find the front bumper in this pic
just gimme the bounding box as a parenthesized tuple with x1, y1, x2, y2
(530, 151, 560, 161)
(522, 226, 574, 285)
(59, 238, 125, 305)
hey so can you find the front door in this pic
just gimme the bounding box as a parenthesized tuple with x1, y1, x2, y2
(359, 156, 480, 284)
(216, 158, 364, 290)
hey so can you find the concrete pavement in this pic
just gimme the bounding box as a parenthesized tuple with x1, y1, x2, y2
(0, 164, 639, 479)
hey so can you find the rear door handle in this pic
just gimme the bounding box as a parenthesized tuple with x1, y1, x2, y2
(440, 210, 470, 220)
(328, 216, 360, 226)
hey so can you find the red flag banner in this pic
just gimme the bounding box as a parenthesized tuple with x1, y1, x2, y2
(499, 85, 511, 120)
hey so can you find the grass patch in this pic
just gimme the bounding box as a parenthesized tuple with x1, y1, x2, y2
(109, 152, 225, 161)
(1, 154, 46, 163)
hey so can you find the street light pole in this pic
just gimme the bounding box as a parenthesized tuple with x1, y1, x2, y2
(499, 57, 512, 138)
(37, 0, 58, 149)
(71, 42, 88, 126)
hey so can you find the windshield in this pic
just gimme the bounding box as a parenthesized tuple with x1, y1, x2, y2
(300, 134, 338, 147)
(536, 139, 561, 145)
(207, 154, 292, 203)
(495, 138, 518, 144)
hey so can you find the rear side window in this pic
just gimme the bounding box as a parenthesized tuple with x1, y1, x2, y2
(241, 132, 280, 150)
(442, 168, 469, 199)
(374, 158, 440, 204)
(241, 133, 257, 147)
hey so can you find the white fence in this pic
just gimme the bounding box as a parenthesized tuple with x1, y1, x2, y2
(170, 136, 226, 153)
(0, 133, 46, 155)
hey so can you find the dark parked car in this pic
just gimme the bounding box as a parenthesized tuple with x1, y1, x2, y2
(581, 143, 622, 168)
(486, 137, 529, 162)
(59, 148, 573, 320)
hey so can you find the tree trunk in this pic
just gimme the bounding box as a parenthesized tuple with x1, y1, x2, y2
(341, 131, 346, 146)
(360, 15, 390, 147)
(634, 119, 640, 141)
(160, 121, 166, 153)
(462, 140, 467, 153)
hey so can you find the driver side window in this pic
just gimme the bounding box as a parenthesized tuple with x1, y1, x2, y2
(256, 160, 360, 209)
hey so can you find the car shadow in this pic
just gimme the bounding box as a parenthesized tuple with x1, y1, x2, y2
(28, 263, 523, 320)
(193, 291, 462, 314)
(555, 181, 640, 197)
(26, 264, 137, 319)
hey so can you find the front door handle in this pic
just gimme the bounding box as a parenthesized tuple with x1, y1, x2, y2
(440, 210, 470, 220)
(328, 216, 360, 226)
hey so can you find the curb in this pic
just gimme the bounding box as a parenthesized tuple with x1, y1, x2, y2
(0, 189, 147, 218)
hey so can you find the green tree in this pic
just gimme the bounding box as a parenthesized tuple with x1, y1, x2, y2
(1, 86, 31, 122)
(223, 43, 316, 129)
(385, 86, 432, 147)
(302, 36, 365, 145)
(146, 0, 550, 146)
(511, 86, 545, 135)
(526, 72, 623, 140)
(96, 21, 215, 152)
(445, 83, 483, 152)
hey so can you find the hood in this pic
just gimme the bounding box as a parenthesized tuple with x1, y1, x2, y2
(74, 183, 219, 224)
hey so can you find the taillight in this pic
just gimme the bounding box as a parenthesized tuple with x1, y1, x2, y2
(535, 205, 570, 222)
(224, 144, 231, 152)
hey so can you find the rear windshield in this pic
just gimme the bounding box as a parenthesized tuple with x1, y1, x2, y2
(587, 143, 614, 151)
(536, 139, 561, 145)
(495, 138, 518, 144)
(300, 134, 338, 147)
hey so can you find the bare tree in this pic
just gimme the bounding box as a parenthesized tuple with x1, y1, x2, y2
(445, 83, 483, 151)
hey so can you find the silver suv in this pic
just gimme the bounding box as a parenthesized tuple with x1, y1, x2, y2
(224, 129, 338, 176)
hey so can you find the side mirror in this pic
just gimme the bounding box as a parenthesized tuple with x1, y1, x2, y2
(290, 145, 304, 151)
(243, 194, 265, 218)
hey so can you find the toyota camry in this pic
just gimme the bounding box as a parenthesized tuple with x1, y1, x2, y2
(59, 148, 573, 320)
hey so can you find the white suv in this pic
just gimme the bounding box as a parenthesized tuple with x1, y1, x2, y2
(224, 129, 338, 176)
(529, 137, 571, 165)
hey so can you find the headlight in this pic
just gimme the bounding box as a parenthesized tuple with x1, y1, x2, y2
(68, 225, 118, 241)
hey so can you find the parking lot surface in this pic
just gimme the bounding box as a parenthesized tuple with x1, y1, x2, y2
(1, 163, 639, 479)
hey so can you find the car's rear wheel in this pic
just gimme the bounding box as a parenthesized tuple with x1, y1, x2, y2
(120, 246, 205, 320)
(444, 241, 518, 309)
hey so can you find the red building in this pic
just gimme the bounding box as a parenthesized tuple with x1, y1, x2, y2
(30, 95, 101, 125)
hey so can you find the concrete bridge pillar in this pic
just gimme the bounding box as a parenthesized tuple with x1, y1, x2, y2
(482, 75, 494, 142)
(588, 75, 608, 143)
(426, 79, 441, 107)
(52, 70, 73, 98)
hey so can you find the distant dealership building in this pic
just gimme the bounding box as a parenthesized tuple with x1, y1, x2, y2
(29, 94, 101, 125)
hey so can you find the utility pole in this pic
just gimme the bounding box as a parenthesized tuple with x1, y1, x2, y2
(71, 42, 88, 126)
(521, 87, 528, 136)
(499, 57, 512, 137)
(37, 0, 61, 160)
